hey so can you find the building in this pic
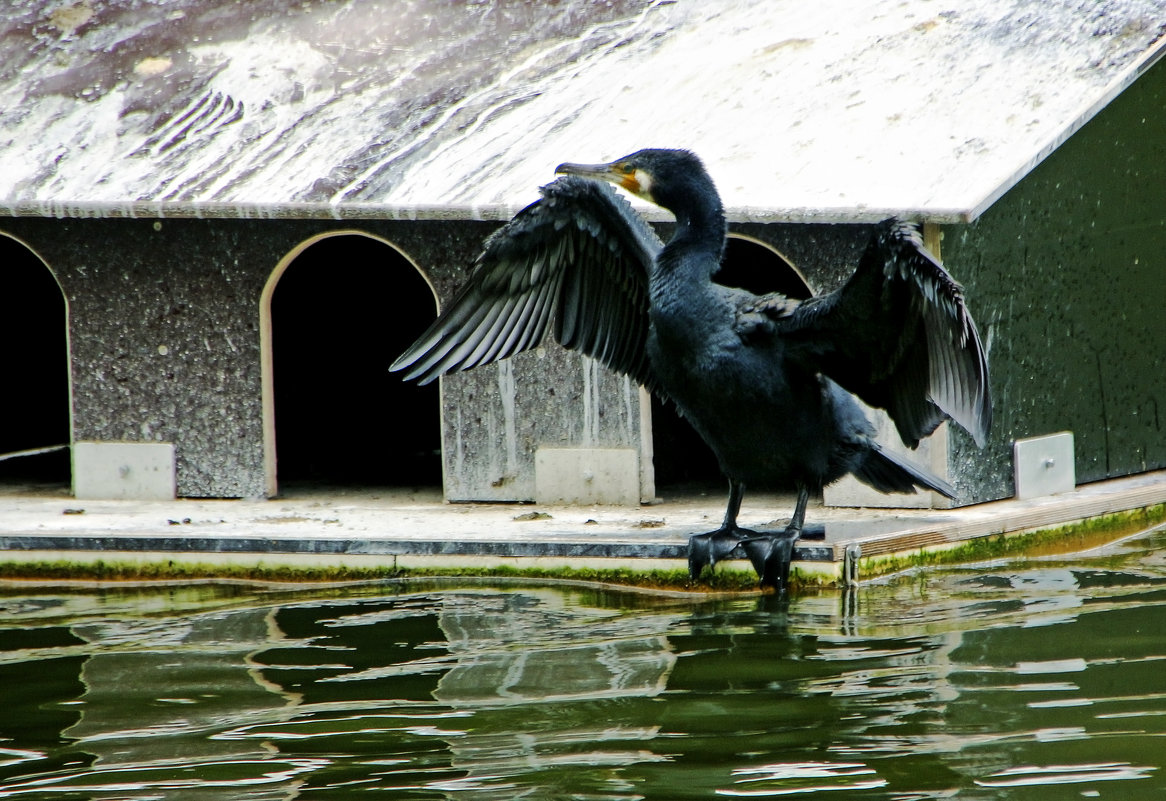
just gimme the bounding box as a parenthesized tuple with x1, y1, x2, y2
(1, 0, 1163, 507)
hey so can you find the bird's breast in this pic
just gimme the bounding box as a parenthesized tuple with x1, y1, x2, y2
(647, 320, 845, 485)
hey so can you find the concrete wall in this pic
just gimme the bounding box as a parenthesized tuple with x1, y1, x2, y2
(0, 216, 660, 500)
(4, 217, 277, 497)
(942, 58, 1166, 500)
(0, 213, 882, 503)
(0, 217, 469, 497)
(0, 211, 993, 505)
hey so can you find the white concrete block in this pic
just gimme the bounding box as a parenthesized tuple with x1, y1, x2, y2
(73, 441, 177, 500)
(1014, 431, 1075, 500)
(535, 448, 640, 506)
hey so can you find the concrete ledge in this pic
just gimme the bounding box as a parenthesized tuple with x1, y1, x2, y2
(2, 471, 1164, 586)
(0, 533, 835, 563)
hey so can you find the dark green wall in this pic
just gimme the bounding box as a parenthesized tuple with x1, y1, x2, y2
(943, 58, 1166, 499)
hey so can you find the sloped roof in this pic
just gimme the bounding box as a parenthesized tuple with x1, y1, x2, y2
(1, 0, 1163, 223)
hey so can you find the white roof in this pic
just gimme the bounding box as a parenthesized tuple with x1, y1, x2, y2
(1, 0, 1163, 223)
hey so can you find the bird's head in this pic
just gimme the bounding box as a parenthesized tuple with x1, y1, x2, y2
(555, 148, 710, 211)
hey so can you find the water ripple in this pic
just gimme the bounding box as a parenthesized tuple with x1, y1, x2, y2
(718, 761, 888, 796)
(974, 761, 1157, 787)
(1, 524, 1164, 798)
(0, 757, 329, 798)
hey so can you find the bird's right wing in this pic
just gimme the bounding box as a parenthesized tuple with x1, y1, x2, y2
(775, 220, 991, 448)
(391, 176, 663, 388)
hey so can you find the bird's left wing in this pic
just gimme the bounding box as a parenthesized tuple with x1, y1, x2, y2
(391, 176, 663, 388)
(775, 220, 991, 448)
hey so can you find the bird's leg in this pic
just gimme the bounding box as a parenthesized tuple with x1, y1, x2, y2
(688, 480, 751, 580)
(741, 483, 811, 592)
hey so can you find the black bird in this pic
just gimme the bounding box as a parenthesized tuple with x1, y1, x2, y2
(391, 149, 991, 591)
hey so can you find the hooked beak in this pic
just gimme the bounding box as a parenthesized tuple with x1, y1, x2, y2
(556, 160, 645, 197)
(555, 161, 616, 179)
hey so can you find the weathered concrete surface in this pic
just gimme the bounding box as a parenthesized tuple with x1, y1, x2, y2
(1, 217, 493, 499)
(2, 1, 1163, 222)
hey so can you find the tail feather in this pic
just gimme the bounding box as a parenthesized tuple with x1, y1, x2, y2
(852, 442, 956, 499)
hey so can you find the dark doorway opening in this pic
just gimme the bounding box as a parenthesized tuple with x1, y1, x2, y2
(650, 236, 813, 495)
(270, 234, 440, 492)
(0, 235, 71, 489)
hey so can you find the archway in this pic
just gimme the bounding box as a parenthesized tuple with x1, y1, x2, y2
(650, 235, 813, 494)
(261, 233, 440, 496)
(0, 234, 71, 489)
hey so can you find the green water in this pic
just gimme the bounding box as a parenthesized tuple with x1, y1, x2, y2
(1, 526, 1164, 800)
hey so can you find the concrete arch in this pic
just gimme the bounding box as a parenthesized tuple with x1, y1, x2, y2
(722, 233, 814, 299)
(0, 231, 73, 486)
(260, 230, 439, 497)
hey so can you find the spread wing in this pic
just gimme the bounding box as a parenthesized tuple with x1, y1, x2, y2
(776, 219, 991, 447)
(391, 176, 663, 389)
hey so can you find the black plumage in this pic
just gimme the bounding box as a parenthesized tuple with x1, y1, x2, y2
(392, 148, 991, 591)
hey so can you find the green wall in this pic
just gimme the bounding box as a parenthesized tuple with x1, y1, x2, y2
(943, 57, 1166, 499)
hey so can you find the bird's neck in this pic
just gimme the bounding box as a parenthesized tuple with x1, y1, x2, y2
(661, 185, 727, 277)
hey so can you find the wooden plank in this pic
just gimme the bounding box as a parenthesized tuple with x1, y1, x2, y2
(832, 472, 1166, 560)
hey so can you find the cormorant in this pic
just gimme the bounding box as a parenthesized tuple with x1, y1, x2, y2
(391, 149, 991, 591)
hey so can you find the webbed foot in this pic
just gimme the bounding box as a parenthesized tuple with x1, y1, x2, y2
(740, 527, 801, 592)
(688, 527, 750, 580)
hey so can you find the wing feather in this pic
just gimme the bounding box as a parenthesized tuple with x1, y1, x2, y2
(391, 176, 662, 389)
(779, 219, 991, 447)
(458, 293, 524, 369)
(509, 271, 561, 355)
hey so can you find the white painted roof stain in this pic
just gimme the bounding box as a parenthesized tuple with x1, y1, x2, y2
(1, 0, 1163, 222)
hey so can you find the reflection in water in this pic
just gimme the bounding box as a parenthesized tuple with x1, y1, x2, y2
(0, 524, 1164, 799)
(431, 592, 677, 798)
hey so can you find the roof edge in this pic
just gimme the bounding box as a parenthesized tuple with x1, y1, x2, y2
(964, 29, 1166, 223)
(0, 198, 974, 226)
(0, 200, 523, 223)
